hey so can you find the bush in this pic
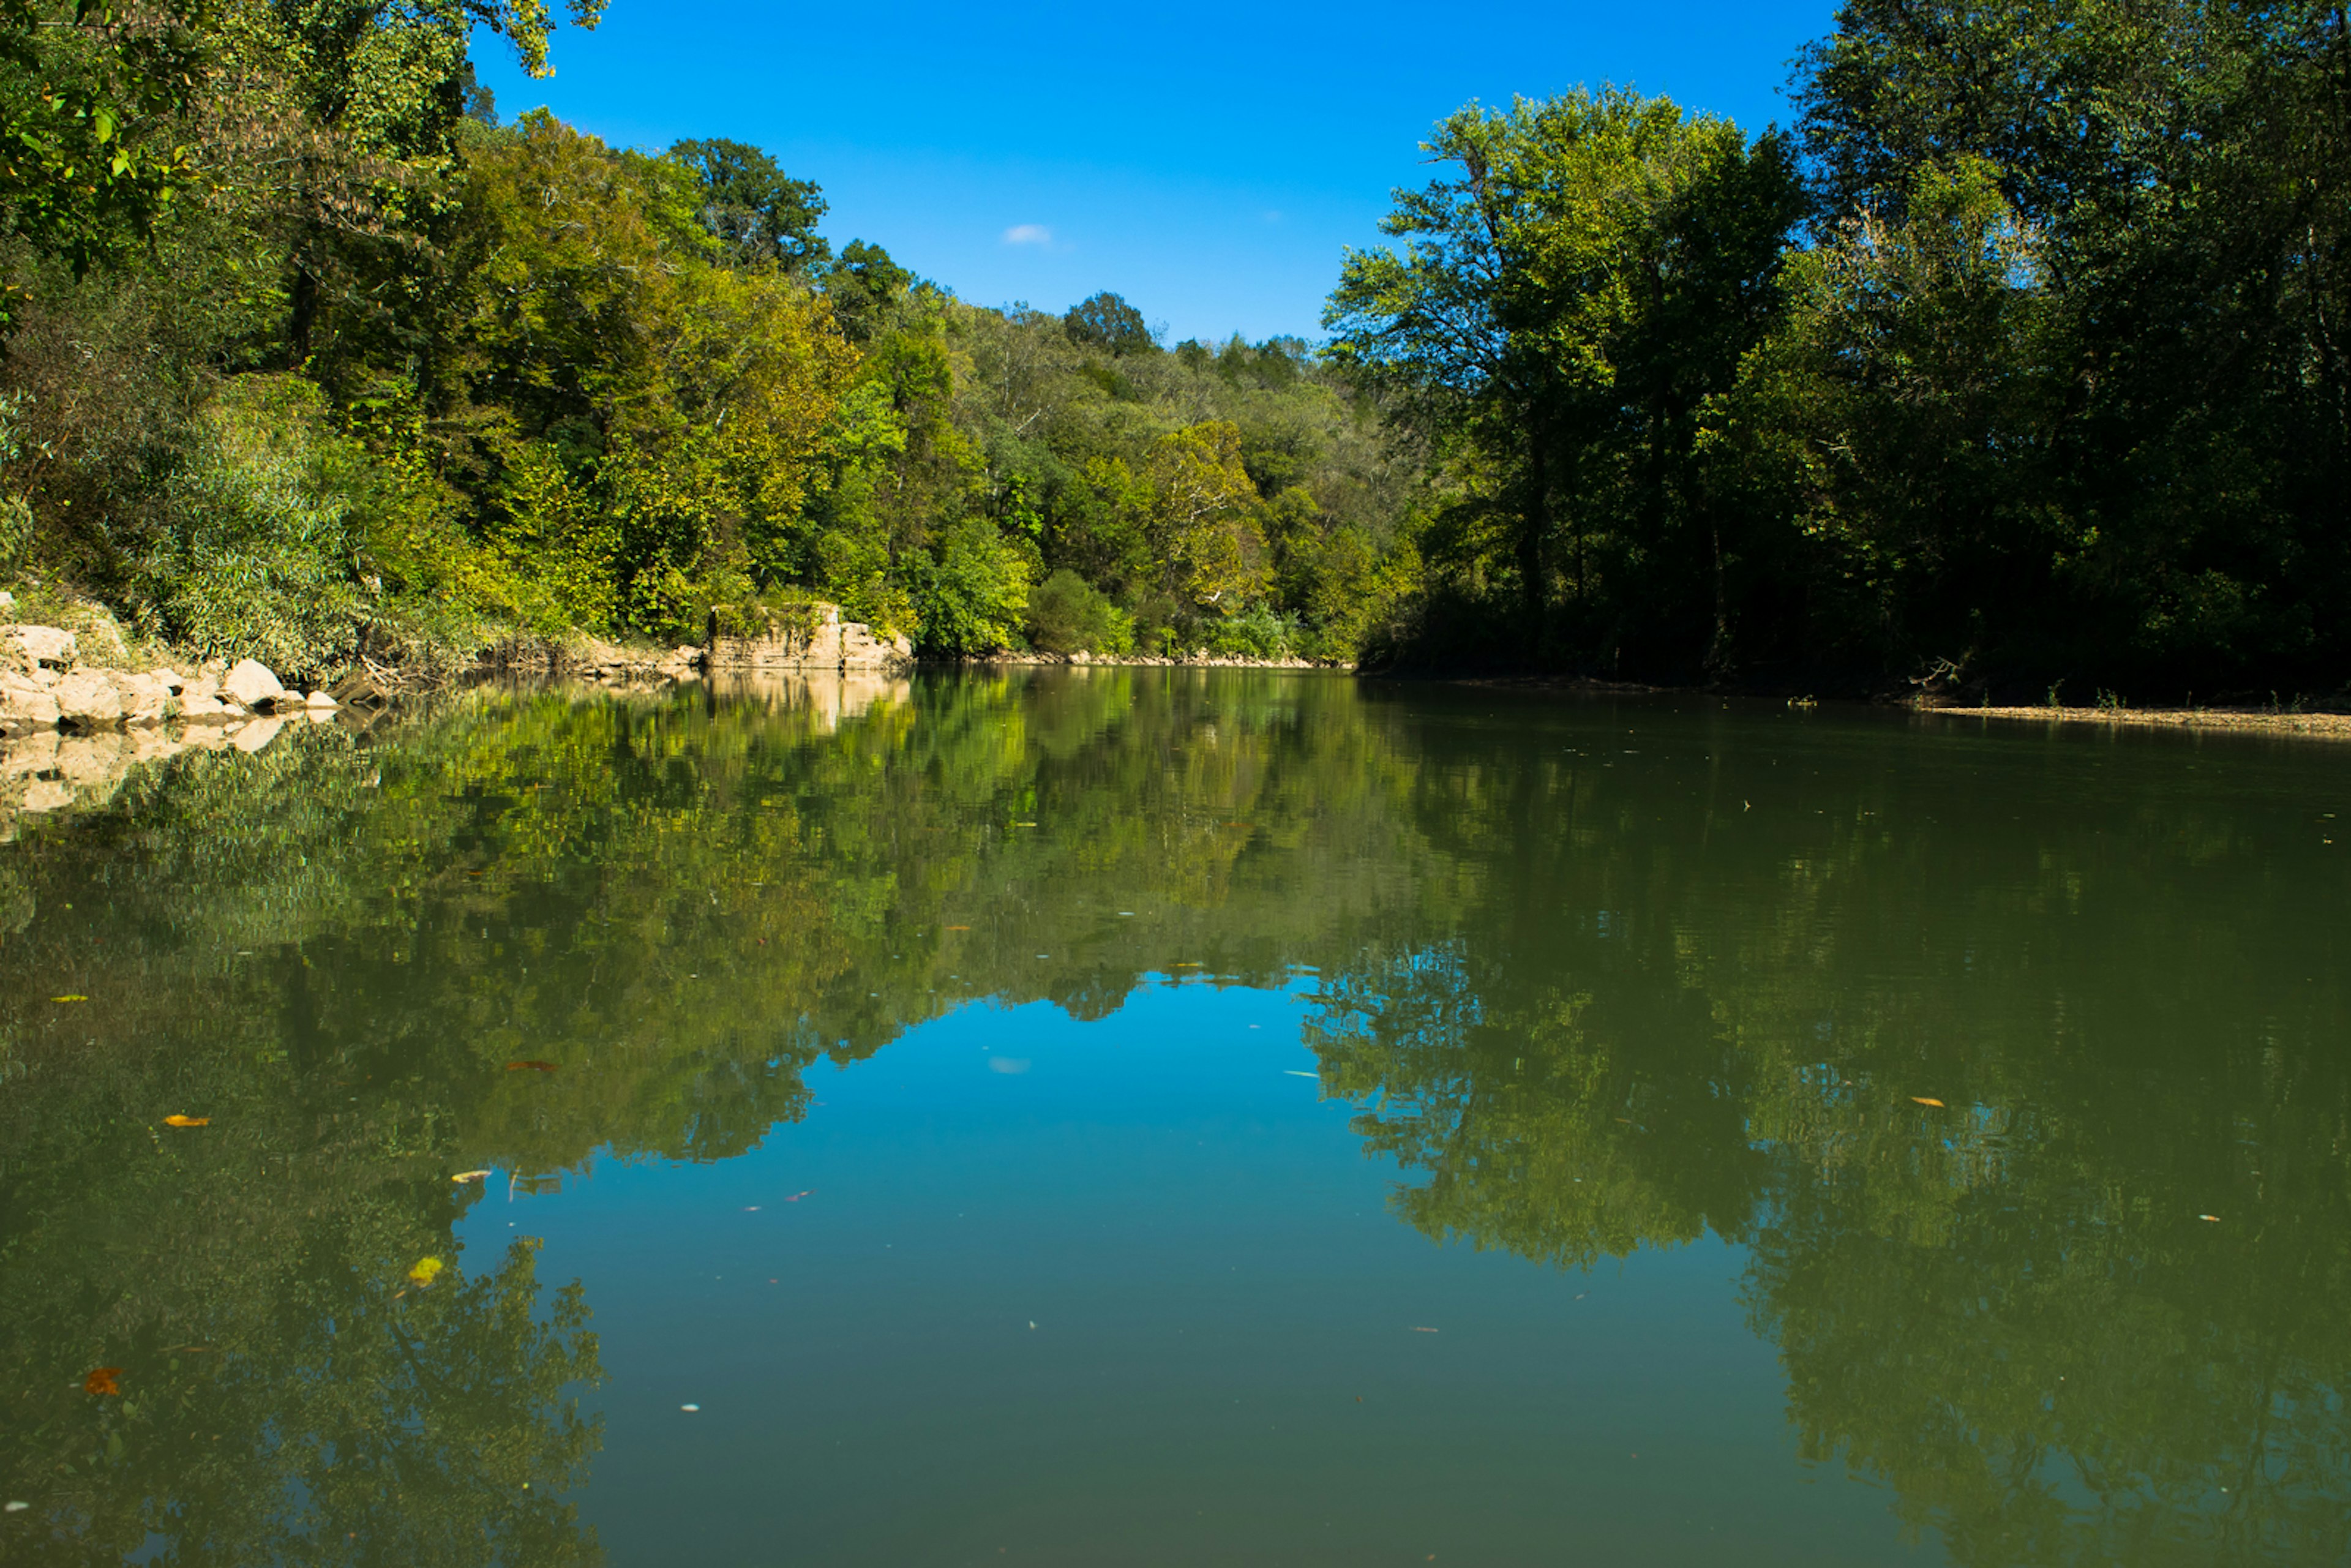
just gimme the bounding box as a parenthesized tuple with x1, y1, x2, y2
(912, 519, 1029, 656)
(1205, 603, 1305, 660)
(140, 377, 367, 683)
(1025, 568, 1133, 655)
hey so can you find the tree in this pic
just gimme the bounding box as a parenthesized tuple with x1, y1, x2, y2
(1329, 90, 1802, 669)
(1063, 290, 1151, 356)
(0, 0, 203, 298)
(670, 136, 828, 272)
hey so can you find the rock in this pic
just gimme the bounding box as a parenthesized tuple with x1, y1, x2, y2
(51, 669, 124, 729)
(222, 659, 287, 710)
(150, 667, 187, 696)
(230, 717, 284, 753)
(0, 588, 14, 616)
(6, 625, 75, 672)
(303, 690, 338, 710)
(111, 671, 173, 727)
(178, 690, 246, 726)
(0, 672, 61, 737)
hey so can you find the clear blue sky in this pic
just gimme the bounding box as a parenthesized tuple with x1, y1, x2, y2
(473, 0, 1839, 345)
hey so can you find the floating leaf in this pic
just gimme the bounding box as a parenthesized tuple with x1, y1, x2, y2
(943, 925, 970, 932)
(1911, 1097, 1946, 1108)
(51, 996, 88, 1003)
(2200, 1214, 2222, 1223)
(504, 1060, 557, 1073)
(408, 1256, 445, 1286)
(162, 1115, 209, 1128)
(450, 1169, 492, 1184)
(1409, 1326, 1439, 1334)
(83, 1367, 122, 1397)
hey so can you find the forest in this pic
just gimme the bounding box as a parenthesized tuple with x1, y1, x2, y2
(1, 0, 2345, 700)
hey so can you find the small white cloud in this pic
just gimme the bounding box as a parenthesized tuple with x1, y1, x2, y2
(1002, 224, 1052, 247)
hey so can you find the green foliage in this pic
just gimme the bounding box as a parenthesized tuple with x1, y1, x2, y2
(1025, 566, 1132, 655)
(671, 135, 829, 271)
(912, 516, 1030, 655)
(1063, 290, 1152, 356)
(140, 376, 367, 680)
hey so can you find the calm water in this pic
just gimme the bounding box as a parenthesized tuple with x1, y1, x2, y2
(2, 671, 2347, 1567)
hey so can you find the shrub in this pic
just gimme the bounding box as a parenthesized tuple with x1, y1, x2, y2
(912, 520, 1030, 656)
(140, 376, 367, 682)
(1025, 568, 1133, 655)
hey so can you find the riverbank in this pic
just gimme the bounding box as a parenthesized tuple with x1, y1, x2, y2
(1917, 702, 2351, 740)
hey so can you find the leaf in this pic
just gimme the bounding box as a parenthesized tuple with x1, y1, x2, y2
(504, 1060, 557, 1073)
(162, 1115, 209, 1128)
(83, 1367, 122, 1397)
(407, 1256, 446, 1286)
(450, 1169, 493, 1184)
(943, 925, 970, 931)
(1911, 1097, 1947, 1108)
(51, 996, 88, 1003)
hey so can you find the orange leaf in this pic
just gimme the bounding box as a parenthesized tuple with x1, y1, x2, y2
(943, 925, 970, 932)
(1911, 1097, 1947, 1108)
(504, 1060, 557, 1073)
(163, 1115, 210, 1128)
(83, 1367, 122, 1396)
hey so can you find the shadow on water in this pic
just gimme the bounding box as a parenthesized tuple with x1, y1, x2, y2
(1, 669, 2346, 1564)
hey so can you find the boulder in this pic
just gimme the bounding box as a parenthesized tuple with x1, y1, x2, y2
(303, 690, 338, 710)
(0, 672, 61, 737)
(5, 625, 74, 672)
(222, 659, 287, 710)
(111, 670, 173, 726)
(52, 669, 125, 729)
(178, 688, 246, 726)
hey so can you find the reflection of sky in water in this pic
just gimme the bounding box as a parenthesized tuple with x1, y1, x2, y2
(463, 983, 1917, 1566)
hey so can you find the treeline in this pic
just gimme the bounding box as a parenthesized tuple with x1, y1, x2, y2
(2, 0, 2345, 696)
(0, 1, 1413, 680)
(1335, 0, 2351, 699)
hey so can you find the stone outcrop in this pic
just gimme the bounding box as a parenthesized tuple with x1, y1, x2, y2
(707, 604, 913, 675)
(222, 658, 288, 710)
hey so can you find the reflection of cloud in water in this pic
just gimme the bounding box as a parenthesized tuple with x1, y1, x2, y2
(988, 1057, 1032, 1075)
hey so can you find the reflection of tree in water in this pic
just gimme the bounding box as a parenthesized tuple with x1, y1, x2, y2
(1302, 713, 2351, 1564)
(4, 674, 2349, 1562)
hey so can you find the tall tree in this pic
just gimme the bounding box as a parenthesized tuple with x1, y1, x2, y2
(669, 136, 828, 272)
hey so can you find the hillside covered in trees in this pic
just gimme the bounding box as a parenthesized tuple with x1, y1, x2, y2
(1, 0, 2345, 700)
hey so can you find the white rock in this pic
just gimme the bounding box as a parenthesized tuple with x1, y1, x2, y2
(177, 691, 246, 726)
(150, 667, 187, 696)
(304, 690, 338, 710)
(6, 625, 74, 670)
(222, 659, 287, 709)
(0, 673, 61, 737)
(51, 669, 124, 729)
(111, 671, 173, 727)
(0, 588, 15, 617)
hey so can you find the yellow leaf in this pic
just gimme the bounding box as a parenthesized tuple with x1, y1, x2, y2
(163, 1115, 210, 1128)
(451, 1170, 493, 1184)
(51, 996, 88, 1003)
(408, 1256, 446, 1286)
(1911, 1097, 1946, 1108)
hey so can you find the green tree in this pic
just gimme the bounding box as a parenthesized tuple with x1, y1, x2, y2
(670, 136, 828, 272)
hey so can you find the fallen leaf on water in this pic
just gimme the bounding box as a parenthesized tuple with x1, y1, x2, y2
(504, 1060, 557, 1073)
(2200, 1214, 2222, 1223)
(782, 1190, 812, 1201)
(83, 1367, 122, 1397)
(944, 925, 971, 932)
(163, 1115, 210, 1128)
(1911, 1097, 1947, 1108)
(1409, 1326, 1440, 1334)
(450, 1170, 492, 1184)
(1175, 961, 1202, 968)
(51, 996, 88, 1004)
(408, 1256, 445, 1286)
(1283, 1070, 1318, 1078)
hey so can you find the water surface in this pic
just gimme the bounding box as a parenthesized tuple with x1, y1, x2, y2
(2, 671, 2346, 1566)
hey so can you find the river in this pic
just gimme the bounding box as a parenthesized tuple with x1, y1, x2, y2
(2, 669, 2345, 1566)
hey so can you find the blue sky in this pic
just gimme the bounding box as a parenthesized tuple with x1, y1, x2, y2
(473, 0, 1839, 345)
